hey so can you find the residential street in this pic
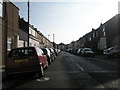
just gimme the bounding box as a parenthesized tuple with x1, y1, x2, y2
(1, 1, 120, 90)
(2, 51, 119, 89)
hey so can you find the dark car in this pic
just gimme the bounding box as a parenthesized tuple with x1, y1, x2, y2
(49, 48, 56, 61)
(41, 48, 52, 64)
(6, 47, 48, 77)
(73, 48, 79, 55)
(81, 48, 95, 57)
(103, 46, 120, 58)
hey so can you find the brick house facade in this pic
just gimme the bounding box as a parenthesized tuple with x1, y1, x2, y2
(18, 18, 28, 47)
(5, 2, 19, 51)
(64, 14, 119, 53)
(1, 1, 19, 67)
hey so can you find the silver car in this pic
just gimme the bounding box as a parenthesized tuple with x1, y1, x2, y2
(81, 48, 95, 57)
(103, 46, 120, 58)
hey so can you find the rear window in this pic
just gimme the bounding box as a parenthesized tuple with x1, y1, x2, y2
(8, 48, 36, 57)
(84, 48, 92, 51)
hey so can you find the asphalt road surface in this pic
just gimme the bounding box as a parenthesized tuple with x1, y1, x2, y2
(2, 51, 119, 89)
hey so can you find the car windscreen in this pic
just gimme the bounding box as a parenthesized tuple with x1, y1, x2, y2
(42, 49, 47, 55)
(84, 48, 92, 51)
(8, 48, 36, 57)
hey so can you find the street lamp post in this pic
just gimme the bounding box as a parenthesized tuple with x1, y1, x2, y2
(48, 35, 50, 39)
(47, 35, 50, 47)
(53, 34, 55, 49)
(27, 0, 30, 46)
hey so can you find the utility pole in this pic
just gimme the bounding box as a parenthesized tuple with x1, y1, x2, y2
(53, 34, 54, 42)
(4, 2, 8, 68)
(47, 35, 50, 47)
(53, 34, 55, 49)
(27, 0, 30, 46)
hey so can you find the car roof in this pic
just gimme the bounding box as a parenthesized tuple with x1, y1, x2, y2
(10, 46, 37, 50)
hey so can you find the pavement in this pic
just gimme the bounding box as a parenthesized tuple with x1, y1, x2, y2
(94, 54, 118, 66)
(0, 65, 6, 90)
(0, 65, 6, 81)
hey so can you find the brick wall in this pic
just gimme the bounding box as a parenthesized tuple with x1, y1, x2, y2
(0, 17, 2, 66)
(6, 2, 19, 49)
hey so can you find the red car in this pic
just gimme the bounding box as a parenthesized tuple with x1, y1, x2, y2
(6, 47, 48, 77)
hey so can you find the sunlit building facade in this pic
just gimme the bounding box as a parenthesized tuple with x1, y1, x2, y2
(0, 0, 3, 67)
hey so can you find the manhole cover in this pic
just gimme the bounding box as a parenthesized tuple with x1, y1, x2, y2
(36, 77, 50, 82)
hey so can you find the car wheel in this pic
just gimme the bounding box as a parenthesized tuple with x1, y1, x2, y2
(45, 61, 48, 69)
(48, 58, 52, 64)
(37, 65, 44, 78)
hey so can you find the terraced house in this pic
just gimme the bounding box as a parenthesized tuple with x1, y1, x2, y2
(18, 18, 29, 47)
(0, 1, 54, 70)
(62, 14, 120, 53)
(0, 1, 19, 67)
(0, 0, 3, 67)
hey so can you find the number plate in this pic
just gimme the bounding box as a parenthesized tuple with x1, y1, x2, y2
(15, 59, 28, 63)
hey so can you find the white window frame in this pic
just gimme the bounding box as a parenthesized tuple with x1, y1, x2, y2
(7, 38, 12, 51)
(89, 37, 91, 41)
(103, 27, 106, 36)
(0, 0, 3, 17)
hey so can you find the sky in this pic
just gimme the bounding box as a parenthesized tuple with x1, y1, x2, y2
(13, 0, 119, 44)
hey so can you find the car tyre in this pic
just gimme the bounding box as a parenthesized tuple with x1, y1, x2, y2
(48, 58, 52, 65)
(45, 61, 48, 69)
(37, 65, 44, 78)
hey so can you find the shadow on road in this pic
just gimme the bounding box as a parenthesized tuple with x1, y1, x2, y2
(2, 74, 38, 90)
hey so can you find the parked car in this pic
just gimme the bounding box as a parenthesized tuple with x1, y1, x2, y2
(73, 48, 79, 55)
(81, 48, 95, 57)
(66, 49, 72, 53)
(41, 48, 52, 64)
(55, 49, 61, 53)
(49, 48, 56, 60)
(53, 49, 58, 56)
(77, 48, 83, 56)
(6, 47, 48, 77)
(103, 46, 120, 58)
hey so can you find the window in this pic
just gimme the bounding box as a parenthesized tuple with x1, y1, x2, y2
(93, 33, 95, 38)
(0, 0, 3, 17)
(24, 41, 28, 47)
(36, 47, 42, 56)
(103, 31, 106, 36)
(8, 48, 35, 57)
(89, 37, 91, 41)
(29, 28, 32, 34)
(96, 31, 98, 37)
(103, 27, 106, 36)
(7, 38, 12, 51)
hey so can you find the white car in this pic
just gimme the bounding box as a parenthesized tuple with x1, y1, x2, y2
(81, 48, 95, 57)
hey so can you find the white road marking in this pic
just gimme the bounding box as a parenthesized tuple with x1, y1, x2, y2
(76, 64, 84, 71)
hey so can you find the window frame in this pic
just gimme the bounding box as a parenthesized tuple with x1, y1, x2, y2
(0, 0, 3, 17)
(7, 38, 12, 51)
